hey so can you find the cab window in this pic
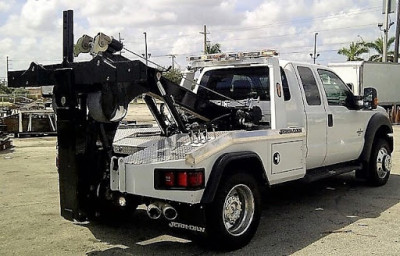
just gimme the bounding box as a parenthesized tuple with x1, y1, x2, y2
(317, 69, 352, 106)
(297, 66, 321, 105)
(281, 67, 291, 101)
(198, 67, 269, 101)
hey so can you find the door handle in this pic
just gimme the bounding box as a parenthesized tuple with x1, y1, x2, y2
(328, 114, 333, 127)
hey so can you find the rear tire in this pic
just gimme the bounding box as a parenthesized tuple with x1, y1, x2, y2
(367, 139, 391, 186)
(205, 173, 261, 250)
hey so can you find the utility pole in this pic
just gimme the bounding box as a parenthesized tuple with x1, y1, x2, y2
(6, 56, 9, 86)
(168, 54, 176, 70)
(143, 32, 148, 65)
(199, 25, 209, 54)
(383, 0, 390, 62)
(310, 33, 320, 64)
(118, 33, 125, 56)
(394, 0, 400, 62)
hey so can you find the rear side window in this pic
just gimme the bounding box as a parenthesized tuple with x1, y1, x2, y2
(281, 67, 291, 101)
(198, 67, 269, 100)
(297, 66, 321, 105)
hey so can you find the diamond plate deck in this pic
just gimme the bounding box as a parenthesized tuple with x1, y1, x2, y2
(122, 131, 229, 165)
(113, 127, 162, 154)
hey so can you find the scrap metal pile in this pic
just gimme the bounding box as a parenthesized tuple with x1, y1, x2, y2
(0, 131, 12, 151)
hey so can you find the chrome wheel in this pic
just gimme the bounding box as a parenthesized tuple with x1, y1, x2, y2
(222, 184, 255, 236)
(206, 173, 261, 249)
(376, 147, 391, 179)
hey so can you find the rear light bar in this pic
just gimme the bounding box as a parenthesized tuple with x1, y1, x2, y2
(154, 168, 205, 190)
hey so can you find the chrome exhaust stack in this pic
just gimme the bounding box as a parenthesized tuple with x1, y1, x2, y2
(162, 204, 178, 221)
(147, 203, 162, 219)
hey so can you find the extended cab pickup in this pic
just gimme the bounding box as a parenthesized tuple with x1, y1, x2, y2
(7, 20, 393, 249)
(110, 54, 393, 249)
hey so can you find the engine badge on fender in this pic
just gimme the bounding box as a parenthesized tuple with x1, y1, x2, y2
(279, 128, 302, 134)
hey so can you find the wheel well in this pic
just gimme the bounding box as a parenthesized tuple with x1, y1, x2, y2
(200, 152, 268, 204)
(360, 113, 393, 164)
(374, 126, 393, 152)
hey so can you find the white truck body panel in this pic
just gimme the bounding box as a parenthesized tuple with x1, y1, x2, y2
(111, 129, 306, 203)
(285, 62, 378, 169)
(288, 63, 328, 168)
(323, 105, 367, 165)
(329, 61, 400, 106)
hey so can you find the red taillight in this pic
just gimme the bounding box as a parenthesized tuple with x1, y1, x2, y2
(157, 169, 205, 190)
(177, 172, 188, 187)
(164, 172, 175, 187)
(188, 172, 203, 187)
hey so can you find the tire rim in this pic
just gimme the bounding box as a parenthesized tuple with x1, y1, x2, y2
(222, 184, 255, 236)
(376, 147, 391, 179)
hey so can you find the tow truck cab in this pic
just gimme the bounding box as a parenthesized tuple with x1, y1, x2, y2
(185, 57, 388, 171)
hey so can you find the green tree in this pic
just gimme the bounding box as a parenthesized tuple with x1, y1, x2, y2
(365, 36, 396, 62)
(337, 42, 368, 61)
(163, 68, 182, 84)
(206, 43, 222, 54)
(0, 80, 12, 94)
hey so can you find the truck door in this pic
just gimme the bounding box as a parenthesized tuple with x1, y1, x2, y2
(295, 66, 327, 169)
(315, 69, 365, 165)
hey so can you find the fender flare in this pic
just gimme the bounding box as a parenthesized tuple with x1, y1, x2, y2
(360, 112, 393, 164)
(200, 151, 267, 204)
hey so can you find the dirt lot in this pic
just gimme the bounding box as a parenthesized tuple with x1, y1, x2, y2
(0, 112, 399, 255)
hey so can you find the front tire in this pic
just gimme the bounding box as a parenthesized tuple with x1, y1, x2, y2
(367, 138, 392, 186)
(205, 173, 261, 250)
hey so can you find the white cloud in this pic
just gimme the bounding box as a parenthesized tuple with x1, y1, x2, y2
(0, 0, 391, 80)
(0, 1, 11, 12)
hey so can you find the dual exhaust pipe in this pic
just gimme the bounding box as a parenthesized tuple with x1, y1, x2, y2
(147, 202, 178, 221)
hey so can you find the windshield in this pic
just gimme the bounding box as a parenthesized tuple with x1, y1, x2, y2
(198, 66, 270, 101)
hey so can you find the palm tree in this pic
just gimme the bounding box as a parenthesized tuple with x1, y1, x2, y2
(365, 36, 395, 62)
(337, 42, 368, 61)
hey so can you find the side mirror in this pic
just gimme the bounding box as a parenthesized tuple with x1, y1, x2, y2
(363, 87, 378, 109)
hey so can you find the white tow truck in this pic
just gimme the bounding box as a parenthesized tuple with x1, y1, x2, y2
(7, 11, 393, 250)
(108, 51, 393, 249)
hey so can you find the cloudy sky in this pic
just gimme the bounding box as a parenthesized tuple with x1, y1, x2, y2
(0, 0, 395, 81)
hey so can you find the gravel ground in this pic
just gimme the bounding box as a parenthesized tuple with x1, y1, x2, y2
(0, 115, 399, 255)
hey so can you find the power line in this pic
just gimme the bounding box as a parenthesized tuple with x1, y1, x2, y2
(8, 59, 63, 62)
(281, 49, 340, 55)
(122, 5, 382, 44)
(217, 23, 378, 42)
(213, 6, 381, 33)
(143, 22, 378, 54)
(137, 39, 366, 59)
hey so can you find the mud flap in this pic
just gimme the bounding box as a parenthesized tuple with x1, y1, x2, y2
(167, 204, 207, 236)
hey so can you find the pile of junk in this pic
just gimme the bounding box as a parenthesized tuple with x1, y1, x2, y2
(0, 86, 56, 145)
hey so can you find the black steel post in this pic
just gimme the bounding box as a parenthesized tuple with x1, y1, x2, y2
(63, 10, 74, 63)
